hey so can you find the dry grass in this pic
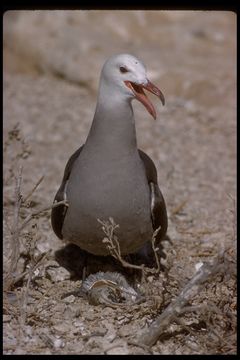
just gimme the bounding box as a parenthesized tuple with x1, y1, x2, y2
(3, 124, 236, 354)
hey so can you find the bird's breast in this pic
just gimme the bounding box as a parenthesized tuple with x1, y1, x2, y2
(68, 151, 149, 216)
(62, 151, 153, 255)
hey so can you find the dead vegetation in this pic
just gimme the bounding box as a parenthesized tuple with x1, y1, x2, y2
(98, 217, 161, 275)
(97, 215, 236, 351)
(3, 128, 68, 293)
(3, 128, 236, 354)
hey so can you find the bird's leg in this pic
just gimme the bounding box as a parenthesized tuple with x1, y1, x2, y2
(81, 258, 88, 282)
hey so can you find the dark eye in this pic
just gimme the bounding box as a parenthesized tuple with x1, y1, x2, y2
(120, 66, 128, 73)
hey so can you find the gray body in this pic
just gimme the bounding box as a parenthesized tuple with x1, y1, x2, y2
(62, 102, 153, 255)
(63, 152, 153, 255)
(51, 54, 168, 257)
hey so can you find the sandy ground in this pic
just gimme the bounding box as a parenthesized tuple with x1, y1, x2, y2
(3, 11, 236, 354)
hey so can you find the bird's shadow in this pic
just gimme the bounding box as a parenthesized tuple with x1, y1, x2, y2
(54, 235, 172, 283)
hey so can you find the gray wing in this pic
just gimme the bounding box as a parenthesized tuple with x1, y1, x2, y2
(138, 149, 168, 242)
(51, 145, 84, 239)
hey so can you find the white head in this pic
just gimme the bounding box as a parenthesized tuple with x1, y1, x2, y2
(99, 53, 165, 119)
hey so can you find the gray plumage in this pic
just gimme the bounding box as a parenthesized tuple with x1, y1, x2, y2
(51, 54, 167, 257)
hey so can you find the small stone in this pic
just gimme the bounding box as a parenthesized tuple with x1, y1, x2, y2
(105, 328, 117, 343)
(101, 307, 115, 317)
(105, 341, 129, 355)
(116, 315, 127, 325)
(195, 262, 203, 271)
(92, 327, 107, 337)
(73, 319, 85, 331)
(84, 312, 95, 321)
(62, 295, 75, 303)
(53, 322, 72, 334)
(36, 241, 52, 254)
(185, 340, 199, 351)
(118, 325, 131, 338)
(24, 325, 33, 337)
(6, 291, 18, 304)
(54, 338, 65, 349)
(46, 266, 70, 282)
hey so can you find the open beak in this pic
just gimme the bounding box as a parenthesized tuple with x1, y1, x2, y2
(124, 79, 165, 120)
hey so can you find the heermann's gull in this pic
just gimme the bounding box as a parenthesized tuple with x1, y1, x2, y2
(51, 53, 168, 260)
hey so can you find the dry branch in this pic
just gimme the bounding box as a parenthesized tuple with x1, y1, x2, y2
(18, 200, 68, 232)
(98, 217, 163, 278)
(4, 163, 68, 291)
(20, 229, 50, 326)
(22, 175, 44, 203)
(137, 252, 227, 347)
(8, 166, 23, 276)
(171, 199, 188, 216)
(98, 218, 145, 272)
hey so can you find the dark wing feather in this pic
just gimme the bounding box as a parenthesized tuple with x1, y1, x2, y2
(51, 145, 84, 239)
(138, 149, 168, 241)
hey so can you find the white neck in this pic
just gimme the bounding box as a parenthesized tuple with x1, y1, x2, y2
(85, 81, 138, 156)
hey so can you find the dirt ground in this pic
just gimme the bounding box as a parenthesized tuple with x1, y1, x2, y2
(3, 11, 237, 355)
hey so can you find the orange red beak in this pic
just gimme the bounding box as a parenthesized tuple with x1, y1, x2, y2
(124, 79, 165, 119)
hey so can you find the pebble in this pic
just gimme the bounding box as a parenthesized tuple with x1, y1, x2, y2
(62, 295, 75, 303)
(101, 307, 115, 317)
(195, 262, 204, 271)
(46, 266, 70, 282)
(105, 341, 130, 355)
(54, 338, 65, 349)
(105, 328, 117, 343)
(53, 322, 72, 334)
(92, 327, 107, 337)
(73, 319, 85, 331)
(84, 312, 95, 321)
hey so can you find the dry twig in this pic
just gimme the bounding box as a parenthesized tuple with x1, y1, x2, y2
(137, 252, 227, 347)
(98, 217, 145, 272)
(4, 164, 68, 291)
(8, 166, 23, 278)
(18, 200, 68, 232)
(127, 340, 153, 354)
(22, 175, 44, 203)
(171, 199, 188, 216)
(98, 217, 165, 277)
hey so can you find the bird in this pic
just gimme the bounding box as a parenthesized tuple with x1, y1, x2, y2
(51, 53, 168, 263)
